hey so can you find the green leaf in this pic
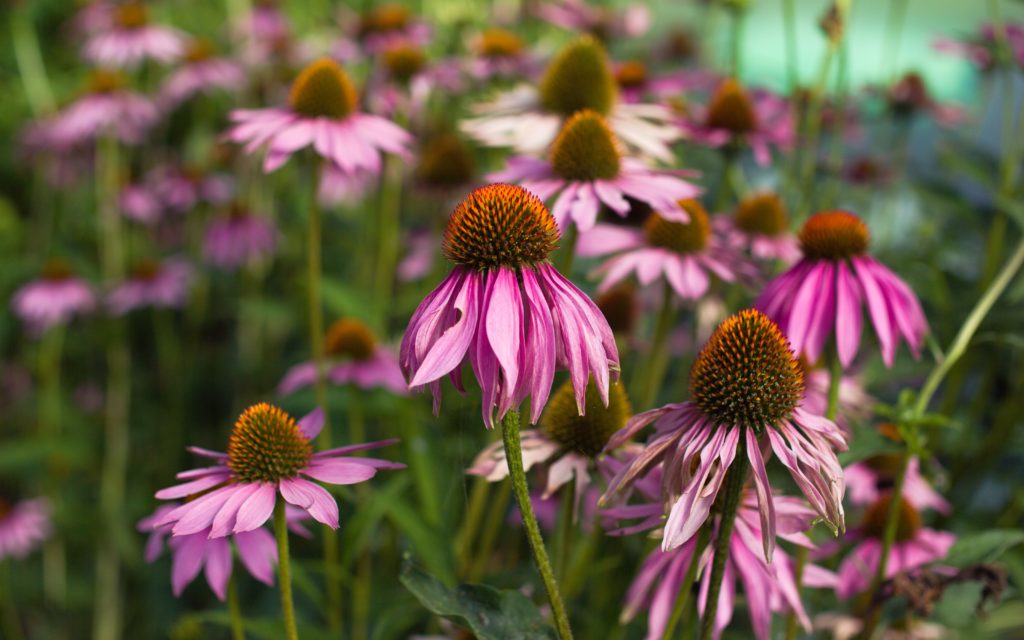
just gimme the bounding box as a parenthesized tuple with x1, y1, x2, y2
(399, 561, 558, 640)
(945, 530, 1024, 567)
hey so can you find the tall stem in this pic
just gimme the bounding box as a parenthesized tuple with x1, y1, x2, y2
(501, 410, 574, 639)
(93, 134, 130, 640)
(661, 525, 713, 640)
(10, 6, 55, 116)
(228, 573, 246, 640)
(781, 0, 799, 91)
(880, 0, 909, 80)
(783, 546, 809, 640)
(456, 478, 491, 574)
(699, 430, 747, 640)
(1, 561, 23, 640)
(639, 282, 676, 409)
(468, 480, 512, 581)
(274, 500, 300, 640)
(39, 327, 66, 609)
(555, 477, 576, 582)
(728, 8, 745, 78)
(374, 155, 403, 326)
(826, 347, 842, 421)
(559, 225, 579, 275)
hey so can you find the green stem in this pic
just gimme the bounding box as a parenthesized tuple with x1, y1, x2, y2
(501, 410, 574, 639)
(39, 326, 66, 609)
(10, 6, 55, 116)
(469, 480, 511, 581)
(699, 429, 747, 640)
(563, 514, 605, 599)
(728, 7, 744, 78)
(1, 561, 23, 640)
(555, 477, 576, 582)
(456, 478, 491, 574)
(781, 0, 799, 91)
(661, 525, 713, 640)
(559, 225, 579, 275)
(306, 162, 330, 449)
(350, 393, 369, 640)
(228, 573, 246, 640)
(274, 500, 300, 640)
(880, 0, 909, 80)
(639, 282, 676, 409)
(783, 546, 809, 640)
(93, 134, 130, 640)
(826, 347, 842, 421)
(374, 155, 403, 326)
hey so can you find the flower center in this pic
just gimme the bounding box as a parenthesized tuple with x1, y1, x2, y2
(597, 284, 637, 335)
(540, 380, 632, 457)
(288, 58, 358, 120)
(798, 211, 869, 260)
(442, 184, 560, 271)
(0, 498, 9, 521)
(324, 318, 376, 361)
(861, 494, 921, 542)
(615, 60, 648, 89)
(690, 309, 805, 429)
(359, 4, 410, 37)
(705, 79, 758, 134)
(734, 192, 788, 236)
(667, 30, 698, 60)
(115, 2, 148, 29)
(415, 132, 476, 187)
(383, 44, 426, 83)
(86, 70, 127, 95)
(549, 110, 622, 181)
(42, 259, 74, 282)
(888, 72, 929, 115)
(227, 403, 312, 483)
(131, 260, 162, 282)
(184, 39, 216, 64)
(538, 35, 618, 117)
(478, 28, 524, 58)
(643, 200, 711, 254)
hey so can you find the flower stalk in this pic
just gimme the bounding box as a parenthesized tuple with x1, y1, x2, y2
(638, 282, 676, 409)
(661, 524, 712, 640)
(274, 500, 300, 640)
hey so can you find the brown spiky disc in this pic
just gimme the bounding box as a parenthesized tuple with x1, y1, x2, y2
(227, 403, 312, 483)
(861, 494, 922, 542)
(288, 58, 358, 120)
(705, 78, 758, 134)
(325, 318, 376, 361)
(735, 192, 788, 236)
(798, 211, 869, 260)
(540, 380, 632, 457)
(478, 29, 524, 58)
(538, 35, 617, 117)
(549, 110, 622, 181)
(643, 200, 711, 254)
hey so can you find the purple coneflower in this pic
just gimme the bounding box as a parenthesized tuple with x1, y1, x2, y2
(400, 184, 620, 428)
(577, 200, 747, 301)
(149, 164, 234, 214)
(159, 39, 245, 109)
(680, 78, 794, 166)
(49, 70, 159, 146)
(613, 60, 697, 104)
(83, 2, 185, 69)
(461, 36, 679, 161)
(620, 492, 837, 640)
(154, 404, 403, 536)
(934, 23, 1024, 71)
(835, 495, 955, 598)
(12, 261, 95, 334)
(605, 309, 846, 558)
(467, 28, 539, 81)
(0, 497, 51, 560)
(203, 204, 279, 270)
(107, 258, 194, 315)
(279, 318, 407, 395)
(845, 446, 951, 515)
(884, 72, 967, 126)
(348, 3, 432, 54)
(715, 192, 800, 263)
(488, 110, 699, 232)
(368, 41, 466, 120)
(755, 211, 929, 368)
(119, 183, 163, 224)
(535, 0, 650, 41)
(469, 379, 631, 509)
(226, 57, 412, 174)
(801, 363, 874, 432)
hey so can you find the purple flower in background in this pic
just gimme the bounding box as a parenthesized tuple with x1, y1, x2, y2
(0, 498, 52, 560)
(715, 192, 800, 264)
(400, 184, 620, 428)
(845, 452, 951, 515)
(344, 3, 432, 54)
(119, 183, 163, 225)
(48, 70, 159, 146)
(755, 211, 928, 368)
(535, 0, 650, 41)
(82, 2, 185, 69)
(159, 39, 245, 109)
(467, 28, 540, 81)
(107, 258, 194, 315)
(12, 261, 95, 334)
(154, 404, 404, 536)
(203, 205, 279, 270)
(934, 23, 1024, 70)
(149, 164, 234, 214)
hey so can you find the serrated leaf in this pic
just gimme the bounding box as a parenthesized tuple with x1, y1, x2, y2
(399, 561, 558, 640)
(945, 530, 1024, 567)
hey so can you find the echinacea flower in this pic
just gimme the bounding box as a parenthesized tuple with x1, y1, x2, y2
(755, 211, 928, 368)
(0, 497, 51, 560)
(468, 28, 539, 81)
(535, 0, 650, 41)
(577, 200, 747, 301)
(934, 23, 1024, 71)
(139, 504, 310, 600)
(107, 258, 194, 315)
(278, 318, 407, 395)
(884, 72, 967, 126)
(715, 192, 800, 263)
(120, 183, 163, 224)
(203, 205, 279, 270)
(612, 60, 700, 104)
(368, 41, 465, 120)
(488, 110, 699, 232)
(158, 39, 245, 109)
(468, 379, 631, 508)
(801, 363, 874, 431)
(462, 36, 679, 161)
(835, 495, 955, 598)
(680, 78, 794, 166)
(154, 404, 404, 536)
(226, 57, 412, 174)
(48, 70, 160, 146)
(149, 164, 234, 214)
(604, 309, 847, 558)
(596, 283, 639, 337)
(845, 444, 951, 515)
(12, 260, 95, 334)
(83, 2, 185, 69)
(351, 3, 431, 54)
(400, 184, 619, 428)
(413, 131, 477, 192)
(620, 492, 837, 640)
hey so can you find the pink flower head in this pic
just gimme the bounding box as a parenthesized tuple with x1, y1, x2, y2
(139, 503, 310, 600)
(107, 258, 194, 315)
(400, 184, 620, 428)
(884, 72, 968, 127)
(461, 36, 679, 162)
(680, 78, 794, 166)
(801, 365, 874, 432)
(488, 110, 699, 233)
(835, 495, 955, 598)
(150, 164, 234, 214)
(620, 492, 837, 640)
(348, 3, 432, 54)
(203, 205, 279, 270)
(577, 200, 750, 301)
(934, 23, 1024, 71)
(845, 444, 951, 515)
(154, 404, 404, 536)
(534, 0, 650, 41)
(716, 192, 800, 264)
(604, 309, 847, 559)
(120, 183, 163, 224)
(278, 318, 407, 396)
(467, 28, 541, 81)
(0, 497, 52, 560)
(12, 261, 95, 334)
(82, 2, 185, 69)
(613, 60, 704, 105)
(159, 39, 245, 110)
(49, 70, 159, 146)
(368, 41, 466, 121)
(755, 211, 929, 368)
(226, 57, 412, 174)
